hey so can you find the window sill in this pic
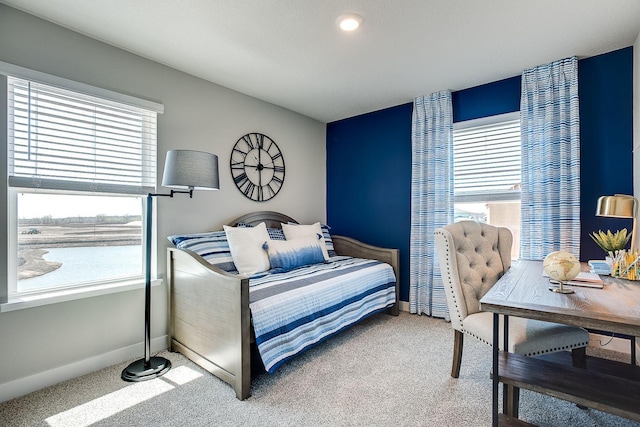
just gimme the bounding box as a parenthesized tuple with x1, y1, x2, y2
(0, 278, 162, 313)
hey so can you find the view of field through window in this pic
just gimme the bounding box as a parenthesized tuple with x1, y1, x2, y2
(17, 193, 144, 293)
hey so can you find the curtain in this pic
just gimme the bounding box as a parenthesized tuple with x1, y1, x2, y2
(409, 90, 454, 318)
(520, 57, 580, 259)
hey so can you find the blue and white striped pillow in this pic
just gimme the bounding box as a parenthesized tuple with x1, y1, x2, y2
(320, 224, 336, 257)
(236, 222, 286, 240)
(168, 231, 236, 272)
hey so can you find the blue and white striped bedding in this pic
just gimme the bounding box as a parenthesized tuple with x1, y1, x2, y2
(248, 256, 396, 373)
(168, 231, 237, 272)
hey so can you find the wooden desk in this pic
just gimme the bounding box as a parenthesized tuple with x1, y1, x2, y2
(480, 259, 640, 426)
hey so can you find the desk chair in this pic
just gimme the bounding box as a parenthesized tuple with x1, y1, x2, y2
(434, 221, 589, 414)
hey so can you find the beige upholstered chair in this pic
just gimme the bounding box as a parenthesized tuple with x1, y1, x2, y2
(434, 221, 590, 379)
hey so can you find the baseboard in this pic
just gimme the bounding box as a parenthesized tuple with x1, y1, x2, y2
(399, 300, 410, 312)
(0, 335, 169, 403)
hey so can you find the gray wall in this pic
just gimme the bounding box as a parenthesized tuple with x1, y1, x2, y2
(0, 4, 326, 401)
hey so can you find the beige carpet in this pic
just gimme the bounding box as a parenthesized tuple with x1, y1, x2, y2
(1, 312, 638, 426)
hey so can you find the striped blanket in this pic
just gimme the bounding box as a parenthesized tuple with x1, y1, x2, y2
(248, 256, 396, 373)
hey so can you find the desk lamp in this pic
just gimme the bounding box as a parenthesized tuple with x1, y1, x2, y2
(122, 149, 219, 382)
(595, 194, 638, 252)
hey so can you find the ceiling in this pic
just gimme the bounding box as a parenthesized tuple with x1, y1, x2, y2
(3, 0, 640, 123)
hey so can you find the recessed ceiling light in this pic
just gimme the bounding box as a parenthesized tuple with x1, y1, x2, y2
(337, 13, 363, 32)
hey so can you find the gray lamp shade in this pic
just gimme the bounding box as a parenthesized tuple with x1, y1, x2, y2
(161, 150, 220, 190)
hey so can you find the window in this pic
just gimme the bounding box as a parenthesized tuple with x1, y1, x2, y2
(14, 193, 143, 294)
(5, 73, 161, 299)
(453, 112, 521, 259)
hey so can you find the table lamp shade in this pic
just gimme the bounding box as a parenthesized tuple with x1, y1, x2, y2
(162, 149, 219, 190)
(596, 194, 638, 251)
(596, 195, 636, 218)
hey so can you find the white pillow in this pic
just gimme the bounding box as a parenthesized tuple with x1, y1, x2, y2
(223, 222, 270, 276)
(281, 222, 329, 260)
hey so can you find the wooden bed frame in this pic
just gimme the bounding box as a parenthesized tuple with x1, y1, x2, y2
(167, 211, 400, 400)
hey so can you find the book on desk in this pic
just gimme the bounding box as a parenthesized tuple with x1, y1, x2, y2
(545, 271, 605, 289)
(588, 260, 612, 275)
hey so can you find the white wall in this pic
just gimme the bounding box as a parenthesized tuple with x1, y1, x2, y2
(0, 4, 326, 401)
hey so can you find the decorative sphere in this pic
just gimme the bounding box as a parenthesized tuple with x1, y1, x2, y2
(543, 251, 580, 282)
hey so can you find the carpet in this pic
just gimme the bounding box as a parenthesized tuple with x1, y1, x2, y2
(1, 312, 638, 426)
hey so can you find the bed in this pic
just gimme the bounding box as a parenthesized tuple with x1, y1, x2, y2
(167, 211, 399, 399)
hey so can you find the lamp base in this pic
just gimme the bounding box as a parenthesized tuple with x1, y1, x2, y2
(549, 284, 575, 294)
(121, 356, 171, 382)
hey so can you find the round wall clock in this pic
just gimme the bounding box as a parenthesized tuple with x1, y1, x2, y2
(230, 132, 285, 202)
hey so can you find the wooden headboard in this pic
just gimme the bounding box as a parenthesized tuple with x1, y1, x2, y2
(227, 211, 299, 228)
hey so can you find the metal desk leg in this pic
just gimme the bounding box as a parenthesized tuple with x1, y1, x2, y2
(501, 315, 520, 418)
(492, 313, 499, 427)
(502, 315, 509, 416)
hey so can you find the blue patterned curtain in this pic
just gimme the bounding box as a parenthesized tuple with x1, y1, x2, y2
(410, 90, 453, 318)
(520, 57, 580, 259)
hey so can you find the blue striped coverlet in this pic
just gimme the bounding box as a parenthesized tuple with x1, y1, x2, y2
(248, 256, 396, 373)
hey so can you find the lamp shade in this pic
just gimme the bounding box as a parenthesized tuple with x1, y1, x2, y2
(596, 194, 638, 252)
(596, 195, 637, 218)
(162, 150, 219, 190)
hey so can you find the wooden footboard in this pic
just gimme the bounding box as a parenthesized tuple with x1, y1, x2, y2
(167, 247, 251, 399)
(332, 235, 400, 315)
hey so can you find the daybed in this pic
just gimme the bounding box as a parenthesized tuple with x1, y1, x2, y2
(167, 211, 399, 400)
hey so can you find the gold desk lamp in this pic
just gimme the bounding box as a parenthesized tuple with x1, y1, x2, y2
(595, 194, 638, 252)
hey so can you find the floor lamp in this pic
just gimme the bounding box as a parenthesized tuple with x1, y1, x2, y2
(595, 194, 638, 252)
(122, 149, 220, 382)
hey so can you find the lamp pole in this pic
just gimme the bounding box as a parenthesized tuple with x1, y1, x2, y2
(121, 193, 173, 381)
(121, 149, 218, 382)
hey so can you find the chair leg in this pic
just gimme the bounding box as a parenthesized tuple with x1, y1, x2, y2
(451, 330, 463, 378)
(571, 346, 587, 369)
(571, 347, 588, 410)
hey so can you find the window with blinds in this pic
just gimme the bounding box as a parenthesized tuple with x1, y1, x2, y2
(8, 77, 157, 194)
(4, 74, 160, 298)
(453, 117, 521, 202)
(453, 113, 521, 259)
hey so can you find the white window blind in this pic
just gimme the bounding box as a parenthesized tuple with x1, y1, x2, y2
(453, 118, 521, 202)
(8, 77, 157, 195)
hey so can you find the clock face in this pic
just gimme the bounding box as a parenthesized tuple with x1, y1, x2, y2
(230, 133, 285, 202)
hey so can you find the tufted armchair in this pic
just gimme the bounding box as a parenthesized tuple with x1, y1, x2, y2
(434, 221, 589, 380)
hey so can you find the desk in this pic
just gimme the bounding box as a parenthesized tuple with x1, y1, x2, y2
(480, 259, 640, 426)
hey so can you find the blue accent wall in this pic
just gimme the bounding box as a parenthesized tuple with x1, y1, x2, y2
(326, 103, 413, 300)
(452, 76, 521, 122)
(579, 47, 634, 261)
(326, 47, 634, 302)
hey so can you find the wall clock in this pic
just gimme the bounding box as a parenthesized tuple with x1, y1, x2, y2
(230, 132, 285, 202)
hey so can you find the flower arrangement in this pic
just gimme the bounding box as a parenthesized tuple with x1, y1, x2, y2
(589, 229, 631, 255)
(590, 228, 639, 279)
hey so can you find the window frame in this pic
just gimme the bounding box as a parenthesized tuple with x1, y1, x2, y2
(0, 63, 163, 310)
